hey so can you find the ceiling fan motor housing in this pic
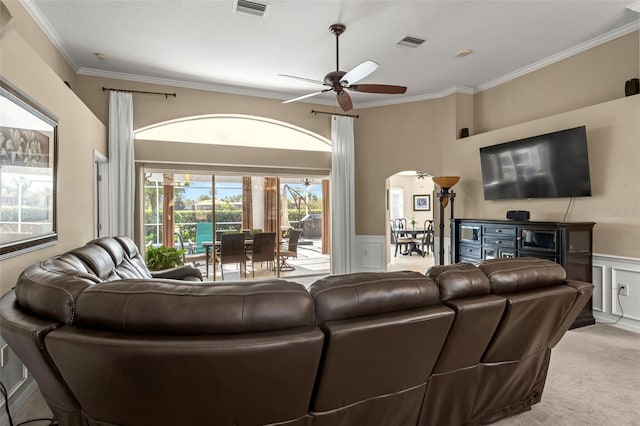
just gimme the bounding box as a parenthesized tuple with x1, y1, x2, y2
(324, 71, 347, 90)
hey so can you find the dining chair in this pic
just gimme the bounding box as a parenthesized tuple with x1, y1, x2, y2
(215, 233, 248, 279)
(419, 219, 435, 257)
(278, 229, 302, 271)
(247, 232, 276, 277)
(391, 222, 412, 257)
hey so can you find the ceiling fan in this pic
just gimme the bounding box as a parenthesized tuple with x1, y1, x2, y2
(280, 23, 407, 112)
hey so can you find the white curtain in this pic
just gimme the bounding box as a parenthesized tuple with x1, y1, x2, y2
(330, 115, 355, 274)
(108, 91, 134, 238)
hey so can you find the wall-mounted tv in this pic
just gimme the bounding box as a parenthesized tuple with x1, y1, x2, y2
(480, 126, 592, 200)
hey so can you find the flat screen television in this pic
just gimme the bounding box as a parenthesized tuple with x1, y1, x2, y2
(479, 126, 592, 200)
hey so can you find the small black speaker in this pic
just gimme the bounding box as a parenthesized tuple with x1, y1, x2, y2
(460, 128, 469, 138)
(506, 210, 530, 221)
(625, 78, 639, 97)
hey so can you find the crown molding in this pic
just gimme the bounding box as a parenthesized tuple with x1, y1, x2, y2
(78, 67, 474, 109)
(626, 2, 640, 13)
(19, 0, 79, 72)
(356, 86, 475, 109)
(477, 20, 640, 93)
(78, 67, 339, 106)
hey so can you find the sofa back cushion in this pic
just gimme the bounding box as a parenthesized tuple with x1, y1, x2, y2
(425, 262, 491, 301)
(310, 271, 440, 322)
(14, 237, 153, 323)
(75, 279, 314, 334)
(479, 257, 566, 294)
(308, 272, 454, 425)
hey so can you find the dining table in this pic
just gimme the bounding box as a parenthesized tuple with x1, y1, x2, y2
(390, 227, 429, 256)
(201, 239, 253, 278)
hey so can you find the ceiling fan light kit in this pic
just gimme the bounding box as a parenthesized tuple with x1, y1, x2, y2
(281, 23, 407, 112)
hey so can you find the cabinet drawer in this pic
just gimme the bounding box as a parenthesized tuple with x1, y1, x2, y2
(483, 226, 516, 237)
(459, 244, 481, 259)
(483, 236, 516, 248)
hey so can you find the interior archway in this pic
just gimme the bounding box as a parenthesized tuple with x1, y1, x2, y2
(386, 170, 436, 273)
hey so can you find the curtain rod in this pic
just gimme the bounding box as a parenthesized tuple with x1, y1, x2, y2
(311, 109, 359, 118)
(102, 87, 176, 98)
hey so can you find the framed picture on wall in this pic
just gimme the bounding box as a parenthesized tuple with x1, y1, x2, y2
(413, 194, 430, 211)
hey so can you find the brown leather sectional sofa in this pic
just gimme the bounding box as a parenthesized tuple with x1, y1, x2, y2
(0, 237, 593, 426)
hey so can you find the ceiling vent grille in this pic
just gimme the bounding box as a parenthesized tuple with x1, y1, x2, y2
(397, 36, 426, 48)
(233, 0, 269, 17)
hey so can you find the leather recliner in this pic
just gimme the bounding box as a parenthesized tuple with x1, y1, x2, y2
(0, 238, 593, 426)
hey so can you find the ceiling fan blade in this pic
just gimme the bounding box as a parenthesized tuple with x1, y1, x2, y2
(278, 74, 325, 85)
(340, 60, 379, 85)
(283, 90, 329, 104)
(336, 91, 353, 112)
(349, 84, 407, 94)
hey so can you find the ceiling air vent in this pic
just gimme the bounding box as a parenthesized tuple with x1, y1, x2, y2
(233, 0, 269, 17)
(397, 36, 426, 48)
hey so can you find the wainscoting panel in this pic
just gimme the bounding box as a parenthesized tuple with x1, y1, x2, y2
(354, 235, 386, 272)
(592, 264, 605, 312)
(592, 254, 640, 334)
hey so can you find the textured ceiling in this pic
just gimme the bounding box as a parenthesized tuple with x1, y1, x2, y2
(25, 0, 640, 109)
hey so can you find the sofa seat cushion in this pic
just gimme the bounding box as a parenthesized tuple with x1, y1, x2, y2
(74, 279, 314, 334)
(479, 258, 566, 294)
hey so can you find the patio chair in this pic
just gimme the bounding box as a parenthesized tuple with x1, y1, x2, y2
(278, 229, 301, 271)
(215, 233, 248, 279)
(175, 233, 208, 266)
(194, 223, 213, 254)
(247, 232, 276, 277)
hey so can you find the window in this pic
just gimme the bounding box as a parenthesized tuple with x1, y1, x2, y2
(389, 188, 404, 220)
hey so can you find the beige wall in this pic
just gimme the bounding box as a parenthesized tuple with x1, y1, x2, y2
(74, 74, 335, 138)
(354, 98, 450, 234)
(442, 95, 640, 257)
(0, 15, 107, 294)
(474, 31, 639, 133)
(2, 0, 77, 88)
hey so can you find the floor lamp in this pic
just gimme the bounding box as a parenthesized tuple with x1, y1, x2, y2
(432, 176, 460, 265)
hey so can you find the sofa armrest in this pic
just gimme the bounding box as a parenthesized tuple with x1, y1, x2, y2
(150, 264, 202, 281)
(0, 291, 85, 425)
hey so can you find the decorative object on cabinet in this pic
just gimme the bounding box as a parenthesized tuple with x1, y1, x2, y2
(432, 176, 460, 265)
(451, 218, 596, 328)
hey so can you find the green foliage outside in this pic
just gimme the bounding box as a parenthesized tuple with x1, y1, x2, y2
(146, 245, 186, 270)
(0, 206, 50, 222)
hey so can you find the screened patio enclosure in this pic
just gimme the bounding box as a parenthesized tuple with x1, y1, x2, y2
(143, 171, 330, 279)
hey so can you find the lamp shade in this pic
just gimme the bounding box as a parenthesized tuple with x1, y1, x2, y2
(432, 176, 460, 189)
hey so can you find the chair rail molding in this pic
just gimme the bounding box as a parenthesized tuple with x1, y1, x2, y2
(592, 254, 640, 334)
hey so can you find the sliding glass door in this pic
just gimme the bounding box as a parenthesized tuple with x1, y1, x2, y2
(142, 170, 330, 280)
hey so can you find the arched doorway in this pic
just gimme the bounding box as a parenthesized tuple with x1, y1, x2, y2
(386, 170, 435, 273)
(133, 115, 332, 281)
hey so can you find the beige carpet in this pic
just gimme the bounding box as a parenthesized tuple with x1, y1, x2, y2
(496, 324, 640, 425)
(12, 324, 640, 425)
